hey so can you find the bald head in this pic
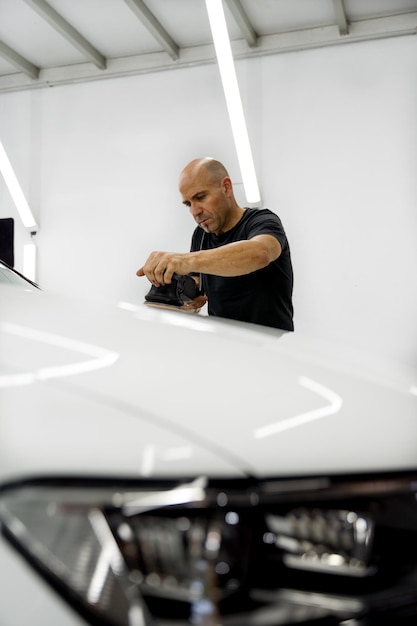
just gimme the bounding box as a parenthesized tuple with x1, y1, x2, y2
(180, 157, 230, 187)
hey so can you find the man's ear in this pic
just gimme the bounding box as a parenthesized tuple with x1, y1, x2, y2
(222, 177, 233, 195)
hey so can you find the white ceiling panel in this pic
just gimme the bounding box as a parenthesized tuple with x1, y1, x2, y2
(240, 0, 338, 34)
(44, 0, 165, 56)
(0, 0, 416, 93)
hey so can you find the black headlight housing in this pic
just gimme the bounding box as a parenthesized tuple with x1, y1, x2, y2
(1, 471, 417, 626)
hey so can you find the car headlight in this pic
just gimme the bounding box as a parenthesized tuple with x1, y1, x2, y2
(1, 473, 417, 625)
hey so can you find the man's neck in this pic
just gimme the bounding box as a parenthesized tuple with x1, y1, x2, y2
(216, 205, 245, 235)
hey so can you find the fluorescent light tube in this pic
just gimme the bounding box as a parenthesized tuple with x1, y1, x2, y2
(205, 0, 261, 204)
(0, 140, 38, 230)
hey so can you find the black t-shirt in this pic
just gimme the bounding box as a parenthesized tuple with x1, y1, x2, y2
(190, 208, 294, 331)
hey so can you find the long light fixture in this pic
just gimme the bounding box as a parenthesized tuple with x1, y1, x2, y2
(205, 0, 261, 204)
(0, 139, 38, 231)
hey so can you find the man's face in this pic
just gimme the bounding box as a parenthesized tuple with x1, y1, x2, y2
(179, 169, 232, 236)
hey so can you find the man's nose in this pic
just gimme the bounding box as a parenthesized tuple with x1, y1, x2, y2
(190, 203, 202, 218)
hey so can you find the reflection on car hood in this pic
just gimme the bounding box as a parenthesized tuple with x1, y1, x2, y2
(1, 284, 416, 482)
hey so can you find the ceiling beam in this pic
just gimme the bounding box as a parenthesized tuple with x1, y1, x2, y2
(332, 0, 349, 36)
(23, 0, 106, 69)
(0, 12, 415, 94)
(0, 41, 40, 79)
(123, 0, 179, 61)
(224, 0, 258, 47)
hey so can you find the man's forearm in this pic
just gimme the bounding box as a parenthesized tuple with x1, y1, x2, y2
(137, 235, 281, 286)
(189, 237, 279, 277)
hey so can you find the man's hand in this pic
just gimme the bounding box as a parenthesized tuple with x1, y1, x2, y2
(137, 235, 281, 286)
(136, 251, 193, 286)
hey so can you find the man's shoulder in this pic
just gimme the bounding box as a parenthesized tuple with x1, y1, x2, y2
(244, 206, 278, 218)
(243, 207, 283, 227)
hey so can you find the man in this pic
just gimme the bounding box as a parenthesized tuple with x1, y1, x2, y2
(137, 157, 294, 331)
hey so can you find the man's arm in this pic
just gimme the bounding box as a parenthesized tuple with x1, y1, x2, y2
(136, 234, 281, 286)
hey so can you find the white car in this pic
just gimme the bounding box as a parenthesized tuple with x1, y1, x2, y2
(1, 271, 417, 626)
(0, 259, 40, 291)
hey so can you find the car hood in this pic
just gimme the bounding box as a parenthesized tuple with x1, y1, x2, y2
(1, 285, 416, 483)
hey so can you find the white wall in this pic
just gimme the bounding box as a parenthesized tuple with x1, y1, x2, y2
(1, 35, 416, 368)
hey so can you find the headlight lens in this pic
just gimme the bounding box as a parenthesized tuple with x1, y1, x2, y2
(1, 473, 417, 625)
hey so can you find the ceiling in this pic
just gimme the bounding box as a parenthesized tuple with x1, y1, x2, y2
(0, 0, 416, 94)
